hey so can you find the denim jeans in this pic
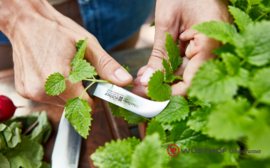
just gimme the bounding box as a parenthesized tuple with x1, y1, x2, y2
(0, 0, 155, 51)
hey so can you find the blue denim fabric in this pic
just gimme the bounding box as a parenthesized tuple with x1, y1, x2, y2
(0, 0, 155, 51)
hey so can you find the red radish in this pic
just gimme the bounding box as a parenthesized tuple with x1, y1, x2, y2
(0, 95, 22, 122)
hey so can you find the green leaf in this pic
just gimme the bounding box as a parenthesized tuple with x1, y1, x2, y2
(91, 139, 133, 168)
(150, 21, 155, 27)
(162, 58, 182, 83)
(122, 65, 130, 73)
(192, 21, 237, 44)
(131, 134, 165, 168)
(2, 136, 43, 168)
(187, 106, 211, 132)
(235, 21, 270, 66)
(120, 109, 147, 124)
(146, 120, 166, 142)
(239, 159, 270, 168)
(189, 59, 238, 103)
(0, 122, 22, 149)
(248, 0, 262, 5)
(147, 70, 171, 101)
(70, 37, 88, 66)
(213, 44, 236, 58)
(233, 68, 250, 87)
(65, 97, 92, 139)
(206, 98, 252, 140)
(0, 153, 10, 168)
(156, 96, 189, 123)
(40, 162, 51, 168)
(246, 108, 270, 159)
(123, 137, 140, 151)
(69, 59, 97, 83)
(165, 32, 182, 70)
(249, 67, 270, 105)
(108, 103, 122, 118)
(229, 6, 253, 32)
(28, 111, 52, 143)
(45, 72, 66, 96)
(221, 53, 241, 75)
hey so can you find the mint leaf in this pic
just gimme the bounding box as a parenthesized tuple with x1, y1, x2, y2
(2, 136, 43, 168)
(0, 153, 10, 168)
(189, 59, 238, 103)
(233, 68, 250, 87)
(235, 21, 270, 66)
(28, 111, 52, 143)
(249, 68, 270, 105)
(45, 72, 66, 96)
(240, 159, 270, 168)
(70, 37, 88, 66)
(131, 134, 165, 168)
(91, 139, 133, 168)
(156, 96, 189, 123)
(150, 21, 155, 27)
(229, 6, 252, 32)
(162, 58, 182, 83)
(146, 120, 166, 142)
(120, 108, 147, 124)
(65, 97, 92, 139)
(165, 32, 182, 70)
(248, 0, 262, 5)
(192, 21, 237, 44)
(40, 162, 51, 168)
(213, 44, 236, 58)
(147, 70, 171, 101)
(123, 137, 140, 151)
(187, 106, 211, 132)
(123, 65, 130, 73)
(221, 53, 241, 75)
(206, 98, 252, 140)
(108, 103, 122, 118)
(69, 59, 97, 83)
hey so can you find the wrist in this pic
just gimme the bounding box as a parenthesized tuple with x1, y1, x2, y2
(0, 0, 58, 39)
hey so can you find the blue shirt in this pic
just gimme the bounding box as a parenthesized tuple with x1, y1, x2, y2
(0, 0, 155, 51)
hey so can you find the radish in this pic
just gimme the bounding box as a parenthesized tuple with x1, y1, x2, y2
(0, 95, 22, 122)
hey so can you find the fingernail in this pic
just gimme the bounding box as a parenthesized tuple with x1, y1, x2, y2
(140, 68, 155, 83)
(114, 68, 132, 81)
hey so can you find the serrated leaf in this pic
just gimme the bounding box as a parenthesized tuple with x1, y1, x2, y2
(1, 136, 43, 168)
(122, 65, 130, 73)
(162, 58, 182, 83)
(131, 134, 165, 168)
(248, 0, 262, 5)
(165, 33, 182, 70)
(221, 53, 241, 75)
(187, 106, 211, 132)
(249, 68, 270, 105)
(229, 6, 253, 32)
(156, 96, 189, 123)
(206, 98, 252, 140)
(146, 120, 166, 142)
(0, 153, 10, 168)
(108, 103, 122, 118)
(147, 70, 171, 101)
(123, 137, 141, 151)
(70, 37, 88, 66)
(120, 108, 147, 124)
(91, 139, 133, 168)
(246, 108, 270, 159)
(213, 44, 236, 58)
(40, 162, 51, 168)
(150, 21, 155, 27)
(235, 21, 270, 66)
(192, 21, 237, 44)
(233, 68, 250, 87)
(239, 158, 270, 168)
(65, 97, 92, 139)
(189, 59, 238, 103)
(45, 72, 66, 96)
(69, 59, 97, 83)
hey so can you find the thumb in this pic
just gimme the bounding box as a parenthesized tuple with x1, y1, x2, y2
(140, 22, 179, 86)
(84, 36, 133, 86)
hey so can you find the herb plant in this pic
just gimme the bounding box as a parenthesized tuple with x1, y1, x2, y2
(45, 0, 270, 167)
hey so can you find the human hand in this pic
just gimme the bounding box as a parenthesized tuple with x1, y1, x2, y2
(0, 0, 132, 110)
(132, 0, 232, 98)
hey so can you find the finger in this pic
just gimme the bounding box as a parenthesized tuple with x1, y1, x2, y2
(131, 84, 148, 99)
(140, 10, 180, 86)
(83, 36, 133, 87)
(137, 65, 147, 77)
(173, 57, 189, 77)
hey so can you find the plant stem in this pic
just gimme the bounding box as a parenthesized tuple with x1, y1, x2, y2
(83, 79, 110, 83)
(126, 85, 135, 88)
(255, 12, 270, 23)
(16, 106, 25, 108)
(240, 59, 246, 66)
(162, 141, 174, 146)
(80, 82, 95, 99)
(23, 120, 39, 135)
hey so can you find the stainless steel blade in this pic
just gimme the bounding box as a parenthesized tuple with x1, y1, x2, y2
(51, 109, 82, 168)
(93, 83, 170, 118)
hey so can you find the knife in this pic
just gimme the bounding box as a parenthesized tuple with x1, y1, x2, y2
(83, 80, 170, 118)
(51, 110, 82, 168)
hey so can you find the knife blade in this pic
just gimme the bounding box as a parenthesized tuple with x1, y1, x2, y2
(51, 109, 82, 168)
(83, 81, 170, 118)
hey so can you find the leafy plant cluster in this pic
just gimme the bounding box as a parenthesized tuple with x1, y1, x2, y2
(0, 111, 52, 168)
(90, 1, 270, 167)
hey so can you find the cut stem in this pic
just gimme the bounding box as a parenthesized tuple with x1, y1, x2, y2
(80, 82, 95, 99)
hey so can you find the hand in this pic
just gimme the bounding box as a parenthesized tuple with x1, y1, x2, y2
(132, 0, 232, 98)
(0, 0, 133, 110)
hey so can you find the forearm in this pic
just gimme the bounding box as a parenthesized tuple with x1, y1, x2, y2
(0, 0, 58, 40)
